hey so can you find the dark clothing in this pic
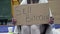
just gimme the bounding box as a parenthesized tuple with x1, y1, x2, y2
(27, 0, 31, 4)
(17, 25, 21, 34)
(32, 0, 39, 3)
(42, 24, 49, 34)
(0, 19, 8, 25)
(27, 0, 39, 4)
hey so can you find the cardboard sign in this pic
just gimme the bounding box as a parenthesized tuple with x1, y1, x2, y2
(49, 1, 60, 24)
(14, 4, 49, 25)
(48, 0, 60, 1)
